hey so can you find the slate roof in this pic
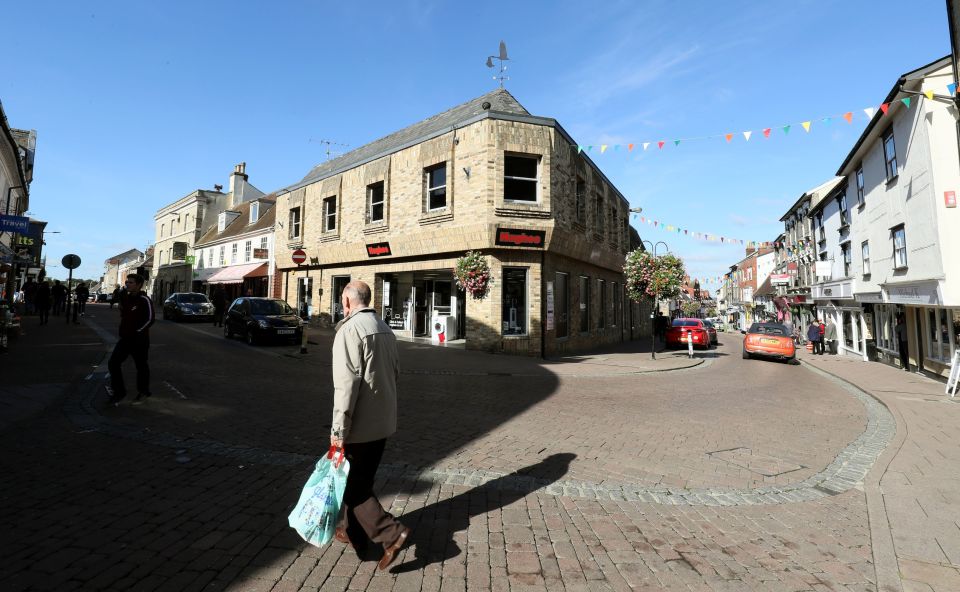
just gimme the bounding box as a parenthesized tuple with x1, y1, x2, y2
(196, 197, 276, 246)
(299, 89, 530, 186)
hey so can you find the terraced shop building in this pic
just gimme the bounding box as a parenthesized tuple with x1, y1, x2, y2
(273, 89, 651, 355)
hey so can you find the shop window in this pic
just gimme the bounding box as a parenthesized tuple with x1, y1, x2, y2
(288, 207, 302, 239)
(575, 177, 586, 223)
(244, 240, 252, 262)
(855, 165, 865, 206)
(555, 272, 569, 338)
(503, 154, 539, 202)
(502, 268, 527, 336)
(892, 225, 907, 269)
(861, 241, 870, 276)
(598, 279, 606, 329)
(367, 181, 385, 223)
(579, 276, 590, 333)
(323, 196, 337, 232)
(873, 305, 898, 352)
(926, 308, 954, 363)
(883, 130, 898, 181)
(425, 163, 447, 211)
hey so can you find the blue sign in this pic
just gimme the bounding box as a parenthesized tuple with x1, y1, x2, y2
(0, 215, 30, 233)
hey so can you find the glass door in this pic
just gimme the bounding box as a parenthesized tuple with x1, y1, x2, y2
(332, 276, 350, 323)
(297, 276, 312, 320)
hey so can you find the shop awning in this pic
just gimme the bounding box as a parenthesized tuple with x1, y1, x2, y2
(243, 263, 268, 278)
(206, 262, 267, 285)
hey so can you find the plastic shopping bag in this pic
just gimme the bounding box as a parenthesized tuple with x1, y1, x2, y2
(288, 446, 350, 547)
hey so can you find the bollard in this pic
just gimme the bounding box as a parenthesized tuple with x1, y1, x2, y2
(687, 329, 694, 358)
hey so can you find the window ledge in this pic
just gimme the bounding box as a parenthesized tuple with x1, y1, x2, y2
(893, 265, 908, 271)
(419, 210, 454, 225)
(857, 203, 866, 210)
(886, 174, 899, 186)
(502, 334, 530, 339)
(319, 232, 340, 243)
(362, 224, 389, 236)
(495, 205, 551, 219)
(286, 239, 303, 248)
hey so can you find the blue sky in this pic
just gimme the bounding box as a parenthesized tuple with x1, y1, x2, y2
(3, 0, 951, 283)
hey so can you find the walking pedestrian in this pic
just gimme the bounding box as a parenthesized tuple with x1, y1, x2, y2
(329, 280, 411, 570)
(22, 278, 36, 315)
(807, 319, 823, 355)
(35, 280, 51, 325)
(74, 282, 89, 319)
(211, 287, 226, 327)
(824, 318, 837, 354)
(51, 280, 67, 316)
(896, 315, 910, 371)
(111, 286, 121, 309)
(106, 274, 155, 406)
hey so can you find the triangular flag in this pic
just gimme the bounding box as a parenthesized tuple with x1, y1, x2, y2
(674, 139, 681, 146)
(864, 107, 875, 119)
(600, 145, 608, 153)
(949, 83, 958, 95)
(801, 121, 811, 132)
(901, 97, 911, 108)
(627, 143, 634, 151)
(782, 125, 791, 134)
(643, 142, 650, 151)
(684, 229, 688, 235)
(880, 103, 889, 115)
(843, 112, 853, 123)
(725, 133, 734, 142)
(657, 141, 665, 149)
(743, 131, 752, 141)
(640, 217, 645, 223)
(762, 128, 771, 138)
(924, 90, 934, 100)
(822, 117, 832, 126)
(577, 145, 583, 153)
(587, 145, 594, 152)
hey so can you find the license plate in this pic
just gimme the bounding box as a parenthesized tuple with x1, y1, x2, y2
(762, 338, 779, 344)
(277, 329, 294, 335)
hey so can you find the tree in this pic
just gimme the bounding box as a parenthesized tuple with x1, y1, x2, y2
(681, 300, 701, 317)
(623, 250, 686, 359)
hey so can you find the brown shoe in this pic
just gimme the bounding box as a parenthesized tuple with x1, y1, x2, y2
(377, 527, 411, 571)
(334, 527, 351, 546)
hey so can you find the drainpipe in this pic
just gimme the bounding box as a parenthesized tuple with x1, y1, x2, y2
(541, 249, 546, 359)
(947, 0, 960, 169)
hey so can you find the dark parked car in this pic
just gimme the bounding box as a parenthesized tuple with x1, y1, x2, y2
(223, 297, 303, 345)
(163, 292, 215, 322)
(702, 320, 719, 345)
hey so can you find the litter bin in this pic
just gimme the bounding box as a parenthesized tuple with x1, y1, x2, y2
(866, 340, 878, 362)
(829, 340, 838, 355)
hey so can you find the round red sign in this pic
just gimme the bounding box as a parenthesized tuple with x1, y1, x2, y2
(291, 249, 307, 264)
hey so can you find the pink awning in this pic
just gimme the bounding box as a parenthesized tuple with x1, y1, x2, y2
(206, 262, 267, 285)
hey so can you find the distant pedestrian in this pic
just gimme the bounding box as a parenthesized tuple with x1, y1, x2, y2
(654, 311, 668, 342)
(51, 280, 67, 316)
(75, 283, 89, 320)
(106, 274, 155, 406)
(22, 278, 37, 315)
(896, 315, 909, 371)
(807, 320, 823, 355)
(211, 287, 226, 327)
(111, 286, 121, 309)
(824, 318, 837, 355)
(35, 281, 51, 325)
(329, 280, 411, 570)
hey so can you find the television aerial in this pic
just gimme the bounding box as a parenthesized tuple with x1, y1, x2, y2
(308, 138, 350, 161)
(485, 41, 510, 88)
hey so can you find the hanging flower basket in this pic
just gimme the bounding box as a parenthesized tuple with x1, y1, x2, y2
(454, 251, 492, 300)
(623, 250, 686, 303)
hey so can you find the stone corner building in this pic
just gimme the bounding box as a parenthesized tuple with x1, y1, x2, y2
(274, 89, 651, 355)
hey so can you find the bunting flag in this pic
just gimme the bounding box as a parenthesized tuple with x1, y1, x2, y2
(573, 85, 955, 155)
(630, 210, 819, 252)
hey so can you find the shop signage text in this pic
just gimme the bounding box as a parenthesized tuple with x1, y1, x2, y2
(0, 214, 29, 233)
(366, 242, 392, 257)
(253, 248, 269, 259)
(495, 228, 546, 248)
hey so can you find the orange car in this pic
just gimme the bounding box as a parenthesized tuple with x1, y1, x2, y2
(743, 322, 796, 362)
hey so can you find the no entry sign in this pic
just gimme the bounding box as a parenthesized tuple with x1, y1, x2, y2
(291, 249, 307, 264)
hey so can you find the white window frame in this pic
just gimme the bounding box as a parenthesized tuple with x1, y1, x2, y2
(861, 241, 870, 276)
(231, 243, 238, 264)
(249, 201, 259, 224)
(207, 249, 213, 268)
(367, 181, 385, 223)
(323, 196, 337, 232)
(874, 304, 899, 353)
(425, 163, 447, 211)
(289, 207, 302, 240)
(893, 226, 907, 269)
(841, 242, 852, 277)
(855, 166, 865, 206)
(924, 307, 956, 364)
(219, 246, 225, 266)
(503, 153, 540, 203)
(244, 240, 252, 262)
(883, 130, 898, 181)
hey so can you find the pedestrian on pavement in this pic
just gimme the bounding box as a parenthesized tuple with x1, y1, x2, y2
(211, 287, 226, 327)
(654, 311, 668, 342)
(819, 319, 827, 353)
(106, 274, 155, 406)
(111, 286, 121, 309)
(74, 282, 89, 320)
(51, 280, 67, 316)
(22, 278, 36, 315)
(825, 318, 837, 355)
(329, 280, 411, 571)
(896, 315, 910, 371)
(807, 319, 823, 355)
(34, 280, 51, 325)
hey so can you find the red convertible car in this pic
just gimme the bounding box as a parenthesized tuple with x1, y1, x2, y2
(665, 318, 711, 350)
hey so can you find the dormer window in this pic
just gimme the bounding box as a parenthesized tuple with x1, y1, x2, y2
(218, 212, 227, 233)
(249, 201, 259, 224)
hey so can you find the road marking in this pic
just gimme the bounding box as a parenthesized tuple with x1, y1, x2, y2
(163, 381, 188, 399)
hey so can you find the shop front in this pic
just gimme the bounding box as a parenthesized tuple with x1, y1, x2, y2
(813, 279, 865, 359)
(880, 279, 958, 377)
(207, 262, 270, 301)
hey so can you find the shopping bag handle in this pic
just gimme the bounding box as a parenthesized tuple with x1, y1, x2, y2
(327, 445, 345, 468)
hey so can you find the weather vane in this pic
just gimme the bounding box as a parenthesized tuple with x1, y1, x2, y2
(485, 41, 510, 88)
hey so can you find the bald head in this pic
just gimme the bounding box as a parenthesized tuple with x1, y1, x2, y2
(342, 280, 371, 308)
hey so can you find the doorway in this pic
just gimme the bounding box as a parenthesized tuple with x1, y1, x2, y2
(297, 276, 312, 320)
(332, 276, 350, 323)
(914, 307, 924, 372)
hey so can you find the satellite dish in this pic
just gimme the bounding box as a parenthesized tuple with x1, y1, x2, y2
(499, 41, 509, 60)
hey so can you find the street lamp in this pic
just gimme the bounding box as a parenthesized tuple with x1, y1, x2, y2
(641, 239, 669, 359)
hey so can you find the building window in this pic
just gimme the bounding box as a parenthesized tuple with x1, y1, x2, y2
(208, 249, 214, 268)
(861, 241, 870, 275)
(892, 225, 907, 269)
(161, 223, 165, 238)
(244, 240, 252, 262)
(838, 194, 849, 226)
(185, 213, 191, 229)
(598, 279, 606, 329)
(856, 166, 865, 206)
(883, 130, 898, 181)
(250, 201, 259, 224)
(595, 193, 604, 236)
(874, 305, 898, 352)
(612, 281, 620, 327)
(219, 246, 225, 266)
(579, 276, 590, 333)
(575, 177, 586, 223)
(841, 242, 851, 277)
(289, 207, 302, 239)
(503, 154, 539, 202)
(367, 181, 385, 223)
(502, 268, 527, 336)
(260, 237, 268, 251)
(925, 308, 955, 363)
(231, 244, 237, 264)
(323, 196, 337, 232)
(816, 212, 825, 243)
(425, 163, 447, 211)
(555, 272, 569, 338)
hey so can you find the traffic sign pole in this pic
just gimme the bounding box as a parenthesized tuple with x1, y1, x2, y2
(62, 255, 81, 326)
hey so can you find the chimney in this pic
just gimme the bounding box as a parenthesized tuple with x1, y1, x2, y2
(228, 162, 248, 207)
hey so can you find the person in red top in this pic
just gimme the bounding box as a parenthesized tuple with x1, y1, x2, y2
(106, 274, 155, 406)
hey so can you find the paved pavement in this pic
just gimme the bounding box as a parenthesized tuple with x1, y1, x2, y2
(0, 305, 957, 591)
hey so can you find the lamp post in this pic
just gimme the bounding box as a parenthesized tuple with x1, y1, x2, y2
(641, 239, 669, 359)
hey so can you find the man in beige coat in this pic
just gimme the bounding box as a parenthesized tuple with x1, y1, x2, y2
(330, 280, 411, 570)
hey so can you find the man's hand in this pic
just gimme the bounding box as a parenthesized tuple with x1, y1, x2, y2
(330, 434, 343, 449)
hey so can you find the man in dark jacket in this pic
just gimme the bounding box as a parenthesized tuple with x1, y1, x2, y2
(807, 319, 823, 355)
(51, 280, 67, 316)
(106, 274, 155, 405)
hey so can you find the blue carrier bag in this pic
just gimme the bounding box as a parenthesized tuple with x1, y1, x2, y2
(288, 446, 350, 547)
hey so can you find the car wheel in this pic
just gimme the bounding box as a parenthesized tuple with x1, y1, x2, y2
(224, 322, 233, 339)
(246, 329, 257, 346)
(742, 349, 750, 359)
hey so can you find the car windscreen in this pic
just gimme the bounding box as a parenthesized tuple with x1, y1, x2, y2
(672, 320, 701, 327)
(703, 321, 714, 328)
(749, 324, 788, 336)
(250, 300, 293, 315)
(179, 294, 209, 303)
